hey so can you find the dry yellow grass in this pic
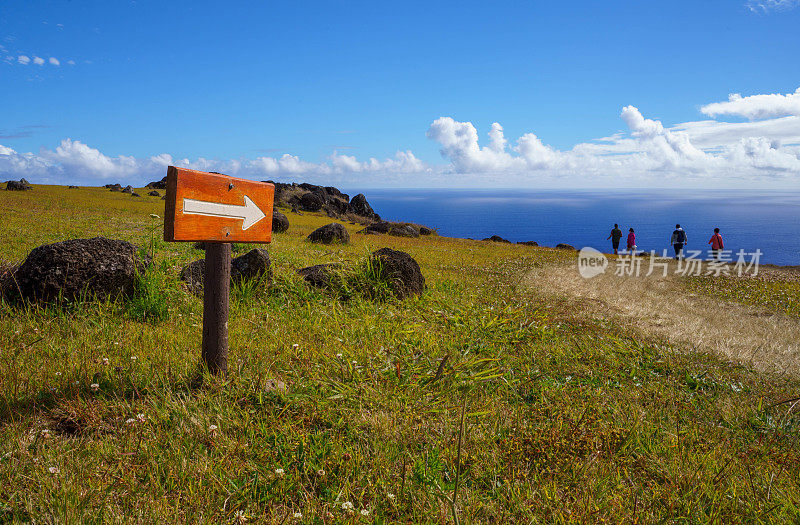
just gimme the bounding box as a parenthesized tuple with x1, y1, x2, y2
(523, 258, 800, 376)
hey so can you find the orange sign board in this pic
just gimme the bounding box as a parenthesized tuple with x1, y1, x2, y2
(164, 166, 275, 243)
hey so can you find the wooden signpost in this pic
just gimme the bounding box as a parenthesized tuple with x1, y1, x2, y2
(164, 166, 274, 375)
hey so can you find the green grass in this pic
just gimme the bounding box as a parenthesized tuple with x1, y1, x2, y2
(0, 186, 799, 522)
(689, 274, 800, 318)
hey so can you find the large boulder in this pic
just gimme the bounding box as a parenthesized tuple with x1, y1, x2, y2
(484, 235, 511, 243)
(299, 192, 324, 212)
(272, 210, 289, 233)
(148, 190, 160, 197)
(108, 184, 123, 192)
(358, 221, 420, 238)
(146, 177, 167, 189)
(10, 237, 149, 303)
(179, 248, 271, 293)
(556, 243, 576, 250)
(68, 185, 79, 189)
(348, 194, 376, 219)
(307, 223, 349, 244)
(5, 180, 32, 191)
(419, 226, 433, 236)
(371, 248, 425, 299)
(297, 263, 341, 288)
(122, 185, 133, 194)
(131, 192, 141, 198)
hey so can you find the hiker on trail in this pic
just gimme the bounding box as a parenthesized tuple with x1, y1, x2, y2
(671, 224, 687, 259)
(627, 228, 636, 252)
(607, 224, 623, 254)
(708, 228, 724, 259)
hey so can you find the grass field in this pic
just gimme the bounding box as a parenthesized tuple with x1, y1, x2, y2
(1, 185, 799, 523)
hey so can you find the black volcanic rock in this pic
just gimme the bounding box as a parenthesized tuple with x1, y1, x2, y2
(307, 223, 349, 244)
(10, 237, 149, 303)
(371, 248, 425, 299)
(556, 243, 576, 250)
(6, 180, 32, 191)
(272, 210, 289, 233)
(483, 235, 511, 243)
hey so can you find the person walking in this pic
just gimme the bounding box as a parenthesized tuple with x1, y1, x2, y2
(627, 228, 636, 253)
(671, 224, 687, 259)
(607, 224, 623, 254)
(708, 228, 724, 259)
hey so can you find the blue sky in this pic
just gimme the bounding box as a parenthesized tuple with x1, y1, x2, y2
(1, 0, 800, 187)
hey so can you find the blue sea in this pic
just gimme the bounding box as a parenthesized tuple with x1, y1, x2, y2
(347, 189, 800, 266)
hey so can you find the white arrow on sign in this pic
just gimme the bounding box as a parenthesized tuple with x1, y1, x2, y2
(182, 195, 267, 230)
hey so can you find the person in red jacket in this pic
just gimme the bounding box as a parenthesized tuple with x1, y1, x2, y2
(627, 228, 636, 252)
(708, 228, 724, 259)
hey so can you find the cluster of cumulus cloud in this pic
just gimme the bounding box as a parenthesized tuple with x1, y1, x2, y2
(1, 87, 799, 186)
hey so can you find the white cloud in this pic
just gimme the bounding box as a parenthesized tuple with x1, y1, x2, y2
(701, 88, 800, 120)
(67, 60, 75, 66)
(17, 55, 30, 65)
(32, 56, 44, 66)
(48, 57, 59, 66)
(3, 87, 800, 187)
(746, 0, 800, 12)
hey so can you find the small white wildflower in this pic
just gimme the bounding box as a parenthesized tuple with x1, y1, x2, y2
(341, 501, 354, 511)
(360, 509, 370, 516)
(234, 510, 248, 523)
(386, 492, 396, 501)
(292, 343, 300, 349)
(274, 468, 285, 477)
(40, 429, 51, 439)
(125, 418, 137, 425)
(55, 372, 62, 376)
(130, 356, 138, 361)
(293, 512, 302, 519)
(316, 468, 326, 477)
(102, 358, 109, 365)
(209, 424, 218, 431)
(48, 466, 59, 474)
(90, 383, 99, 392)
(136, 413, 146, 422)
(336, 353, 343, 358)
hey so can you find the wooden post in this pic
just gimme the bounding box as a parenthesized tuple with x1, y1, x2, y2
(202, 243, 230, 375)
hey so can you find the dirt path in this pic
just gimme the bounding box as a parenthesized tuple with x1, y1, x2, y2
(523, 260, 800, 376)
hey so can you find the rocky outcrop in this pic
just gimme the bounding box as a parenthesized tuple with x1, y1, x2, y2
(348, 194, 377, 220)
(146, 176, 167, 189)
(556, 243, 576, 250)
(357, 221, 427, 238)
(419, 226, 433, 236)
(107, 183, 123, 192)
(180, 248, 271, 293)
(297, 263, 341, 288)
(483, 235, 511, 243)
(371, 248, 425, 299)
(148, 190, 160, 197)
(131, 192, 140, 197)
(307, 223, 349, 244)
(5, 180, 32, 191)
(122, 185, 133, 194)
(517, 241, 539, 246)
(299, 192, 324, 212)
(272, 211, 289, 233)
(9, 237, 149, 303)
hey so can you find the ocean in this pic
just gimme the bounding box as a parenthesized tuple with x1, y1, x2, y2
(347, 189, 800, 266)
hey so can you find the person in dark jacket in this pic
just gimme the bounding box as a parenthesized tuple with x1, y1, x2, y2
(606, 224, 623, 254)
(670, 224, 687, 259)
